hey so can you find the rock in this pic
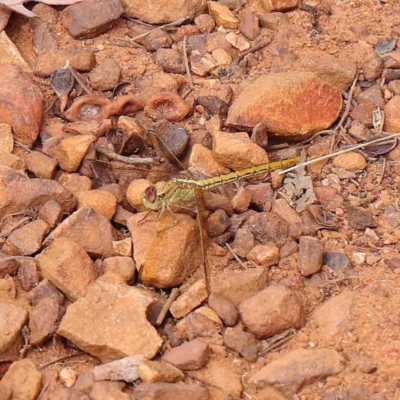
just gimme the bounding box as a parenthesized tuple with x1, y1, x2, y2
(54, 135, 96, 172)
(249, 349, 345, 396)
(3, 219, 49, 256)
(384, 96, 400, 132)
(258, 12, 288, 29)
(210, 266, 268, 306)
(58, 281, 162, 361)
(29, 298, 63, 346)
(39, 200, 63, 228)
(34, 49, 96, 77)
(225, 32, 250, 52)
(388, 80, 400, 95)
(170, 280, 208, 319)
(344, 349, 377, 374)
(208, 1, 239, 28)
(195, 306, 222, 326)
(259, 0, 299, 12)
(189, 359, 242, 399)
(61, 0, 123, 39)
(255, 387, 288, 400)
(208, 293, 238, 326)
(232, 187, 251, 213)
(142, 29, 173, 51)
(155, 49, 185, 74)
(26, 279, 64, 306)
(128, 213, 201, 288)
(207, 209, 230, 237)
(153, 120, 190, 159)
(102, 257, 135, 284)
(139, 361, 184, 383)
(194, 14, 215, 33)
(31, 3, 59, 26)
(350, 102, 375, 127)
(0, 65, 43, 146)
(0, 124, 13, 154)
(180, 312, 220, 340)
(89, 60, 121, 91)
(347, 205, 374, 230)
(92, 355, 143, 382)
(0, 277, 15, 300)
(189, 144, 229, 177)
(196, 96, 228, 119)
(25, 151, 58, 179)
(298, 236, 323, 277)
(323, 252, 349, 272)
(0, 154, 25, 171)
(0, 31, 31, 72)
(90, 382, 129, 400)
(0, 301, 27, 355)
(238, 13, 260, 40)
(304, 57, 357, 91)
(272, 198, 302, 225)
(223, 330, 259, 362)
(122, 0, 205, 24)
(239, 285, 305, 339)
(190, 54, 217, 77)
(163, 339, 209, 370)
(134, 383, 208, 400)
(357, 84, 385, 108)
(126, 179, 150, 212)
(43, 206, 116, 258)
(247, 243, 279, 267)
(226, 72, 342, 141)
(59, 368, 77, 388)
(332, 152, 367, 172)
(0, 386, 11, 400)
(36, 237, 96, 301)
(311, 291, 354, 338)
(112, 238, 132, 257)
(0, 359, 42, 400)
(33, 20, 58, 54)
(75, 190, 117, 220)
(211, 49, 232, 66)
(212, 130, 268, 170)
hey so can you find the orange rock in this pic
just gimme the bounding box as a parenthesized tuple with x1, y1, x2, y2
(36, 237, 97, 301)
(208, 2, 239, 28)
(332, 151, 367, 171)
(259, 0, 299, 12)
(102, 256, 136, 284)
(126, 179, 150, 212)
(0, 124, 13, 154)
(0, 65, 43, 147)
(56, 172, 93, 193)
(38, 200, 63, 228)
(138, 361, 184, 383)
(75, 190, 117, 220)
(226, 72, 342, 141)
(247, 243, 280, 267)
(25, 150, 58, 179)
(384, 95, 400, 132)
(0, 154, 25, 171)
(0, 302, 28, 354)
(189, 144, 229, 177)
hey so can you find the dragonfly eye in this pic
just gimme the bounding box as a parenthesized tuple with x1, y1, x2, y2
(144, 186, 157, 204)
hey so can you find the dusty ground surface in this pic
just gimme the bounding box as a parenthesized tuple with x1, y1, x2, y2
(1, 0, 400, 399)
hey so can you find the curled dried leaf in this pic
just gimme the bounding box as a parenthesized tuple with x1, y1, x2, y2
(50, 66, 74, 113)
(363, 137, 397, 157)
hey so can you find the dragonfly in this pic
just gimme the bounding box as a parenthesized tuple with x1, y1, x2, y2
(134, 127, 300, 292)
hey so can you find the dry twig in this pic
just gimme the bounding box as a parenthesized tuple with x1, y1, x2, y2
(238, 37, 272, 59)
(182, 35, 193, 89)
(93, 145, 157, 165)
(156, 288, 180, 326)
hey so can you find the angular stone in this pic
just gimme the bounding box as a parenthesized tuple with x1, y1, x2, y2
(0, 64, 43, 146)
(0, 359, 42, 400)
(134, 383, 208, 400)
(39, 200, 63, 228)
(239, 285, 305, 339)
(61, 0, 123, 39)
(384, 96, 400, 132)
(247, 243, 279, 268)
(0, 154, 25, 171)
(102, 257, 135, 284)
(26, 279, 64, 306)
(3, 219, 50, 256)
(298, 236, 323, 277)
(0, 277, 15, 300)
(139, 361, 184, 383)
(43, 207, 116, 258)
(226, 72, 342, 141)
(36, 237, 97, 301)
(238, 13, 260, 40)
(128, 213, 202, 288)
(170, 280, 208, 319)
(163, 339, 209, 370)
(34, 50, 96, 78)
(223, 330, 259, 362)
(29, 298, 63, 346)
(90, 381, 129, 400)
(212, 130, 269, 170)
(195, 14, 215, 33)
(231, 228, 254, 258)
(225, 32, 250, 52)
(259, 0, 299, 12)
(0, 178, 76, 218)
(121, 0, 206, 24)
(249, 349, 345, 396)
(58, 281, 162, 361)
(92, 355, 143, 382)
(0, 124, 13, 155)
(89, 60, 121, 91)
(332, 152, 367, 171)
(189, 144, 229, 177)
(272, 198, 302, 225)
(208, 293, 238, 326)
(33, 21, 58, 55)
(0, 31, 31, 73)
(155, 49, 185, 74)
(54, 135, 96, 173)
(75, 190, 117, 220)
(190, 54, 217, 77)
(17, 260, 39, 292)
(208, 1, 239, 28)
(57, 172, 93, 194)
(25, 151, 58, 179)
(311, 291, 355, 338)
(0, 302, 28, 354)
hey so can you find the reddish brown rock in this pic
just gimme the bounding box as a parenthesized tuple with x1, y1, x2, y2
(223, 330, 259, 362)
(75, 190, 117, 220)
(232, 187, 251, 213)
(56, 172, 93, 194)
(238, 13, 260, 40)
(249, 349, 345, 396)
(61, 0, 123, 39)
(43, 206, 116, 258)
(170, 280, 208, 319)
(34, 49, 96, 77)
(357, 84, 385, 108)
(304, 57, 357, 91)
(384, 96, 400, 132)
(134, 383, 208, 400)
(155, 49, 186, 74)
(231, 228, 254, 258)
(0, 277, 16, 300)
(3, 219, 50, 256)
(163, 339, 209, 370)
(350, 102, 375, 127)
(33, 21, 58, 54)
(26, 279, 64, 306)
(102, 256, 135, 284)
(25, 151, 58, 179)
(332, 152, 367, 171)
(256, 387, 288, 400)
(139, 361, 184, 383)
(259, 0, 299, 12)
(0, 64, 43, 146)
(29, 298, 63, 346)
(0, 359, 42, 400)
(208, 293, 238, 326)
(0, 178, 76, 218)
(122, 0, 206, 24)
(298, 236, 323, 277)
(239, 285, 305, 339)
(89, 60, 121, 91)
(247, 243, 280, 267)
(36, 237, 97, 301)
(58, 281, 162, 361)
(226, 72, 342, 141)
(17, 260, 39, 292)
(90, 381, 129, 400)
(194, 14, 215, 33)
(39, 200, 63, 228)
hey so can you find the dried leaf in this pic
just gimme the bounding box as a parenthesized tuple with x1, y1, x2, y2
(363, 136, 397, 157)
(375, 38, 397, 54)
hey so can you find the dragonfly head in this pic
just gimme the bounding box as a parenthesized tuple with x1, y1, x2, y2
(142, 186, 163, 211)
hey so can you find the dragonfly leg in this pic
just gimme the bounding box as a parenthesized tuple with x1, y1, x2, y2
(137, 210, 153, 226)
